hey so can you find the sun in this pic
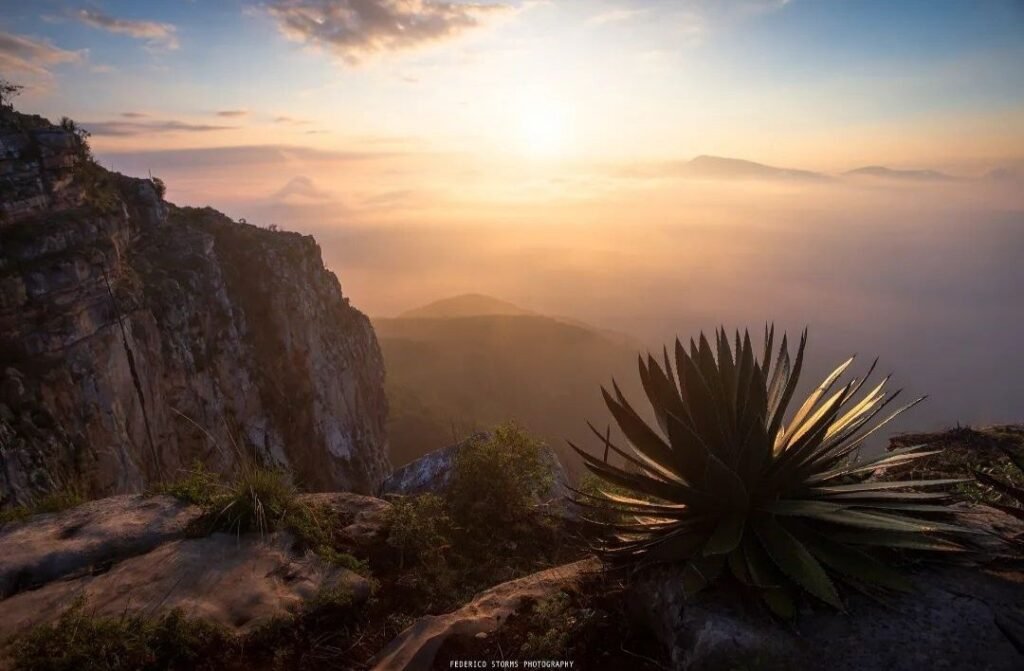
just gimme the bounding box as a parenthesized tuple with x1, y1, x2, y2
(519, 104, 568, 158)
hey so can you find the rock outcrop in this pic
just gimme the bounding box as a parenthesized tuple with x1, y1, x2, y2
(370, 558, 600, 671)
(630, 556, 1024, 671)
(0, 109, 389, 505)
(0, 496, 371, 654)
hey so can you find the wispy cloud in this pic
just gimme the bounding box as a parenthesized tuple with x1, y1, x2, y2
(75, 9, 179, 50)
(83, 119, 238, 136)
(265, 0, 512, 65)
(0, 30, 84, 77)
(586, 8, 646, 26)
(216, 109, 249, 118)
(120, 111, 148, 118)
(274, 115, 312, 125)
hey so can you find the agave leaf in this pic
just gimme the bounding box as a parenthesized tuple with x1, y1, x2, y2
(823, 490, 952, 502)
(825, 529, 966, 552)
(809, 478, 967, 495)
(802, 509, 972, 534)
(766, 499, 850, 516)
(806, 445, 940, 484)
(601, 386, 684, 479)
(570, 442, 706, 505)
(783, 356, 855, 450)
(703, 509, 746, 556)
(754, 515, 842, 609)
(768, 329, 808, 449)
(761, 587, 797, 619)
(797, 530, 913, 593)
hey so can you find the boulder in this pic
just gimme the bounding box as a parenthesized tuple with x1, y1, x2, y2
(370, 557, 600, 671)
(0, 494, 202, 598)
(298, 492, 393, 548)
(630, 562, 1024, 671)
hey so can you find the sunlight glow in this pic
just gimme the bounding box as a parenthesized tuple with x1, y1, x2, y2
(518, 103, 568, 158)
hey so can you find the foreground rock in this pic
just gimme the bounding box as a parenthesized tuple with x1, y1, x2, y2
(1, 106, 389, 506)
(0, 531, 369, 644)
(370, 557, 600, 671)
(632, 560, 1024, 671)
(0, 494, 202, 598)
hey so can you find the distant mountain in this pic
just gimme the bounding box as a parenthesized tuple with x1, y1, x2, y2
(678, 155, 830, 181)
(984, 166, 1020, 182)
(845, 166, 955, 181)
(374, 301, 644, 473)
(398, 293, 534, 319)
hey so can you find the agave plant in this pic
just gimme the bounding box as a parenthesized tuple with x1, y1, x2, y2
(571, 327, 971, 616)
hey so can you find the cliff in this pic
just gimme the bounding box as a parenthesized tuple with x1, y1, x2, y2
(0, 109, 389, 505)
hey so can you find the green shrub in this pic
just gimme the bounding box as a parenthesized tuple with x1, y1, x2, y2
(447, 423, 554, 529)
(385, 493, 450, 569)
(12, 599, 230, 671)
(574, 327, 973, 617)
(520, 592, 578, 659)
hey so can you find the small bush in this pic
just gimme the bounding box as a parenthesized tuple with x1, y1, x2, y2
(385, 493, 450, 569)
(12, 599, 230, 671)
(447, 423, 554, 529)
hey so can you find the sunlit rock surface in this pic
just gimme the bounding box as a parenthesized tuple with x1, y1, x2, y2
(0, 110, 389, 504)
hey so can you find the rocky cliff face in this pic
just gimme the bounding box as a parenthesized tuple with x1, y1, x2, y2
(0, 109, 389, 505)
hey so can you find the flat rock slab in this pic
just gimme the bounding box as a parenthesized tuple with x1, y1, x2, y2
(0, 494, 202, 598)
(370, 557, 601, 671)
(632, 563, 1024, 671)
(0, 531, 369, 645)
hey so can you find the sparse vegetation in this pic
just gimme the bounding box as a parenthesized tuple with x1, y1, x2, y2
(572, 327, 972, 617)
(0, 488, 85, 527)
(973, 441, 1024, 553)
(154, 461, 222, 507)
(11, 598, 231, 671)
(0, 78, 23, 110)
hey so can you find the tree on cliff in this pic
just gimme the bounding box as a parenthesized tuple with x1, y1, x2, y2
(0, 79, 24, 110)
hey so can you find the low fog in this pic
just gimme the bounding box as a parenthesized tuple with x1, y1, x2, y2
(101, 148, 1024, 439)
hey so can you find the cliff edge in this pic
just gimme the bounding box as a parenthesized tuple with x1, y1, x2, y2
(0, 108, 389, 505)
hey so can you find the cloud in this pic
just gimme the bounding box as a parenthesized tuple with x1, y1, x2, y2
(0, 30, 84, 77)
(97, 144, 394, 171)
(121, 111, 148, 118)
(265, 0, 512, 64)
(75, 9, 179, 50)
(83, 119, 239, 136)
(587, 8, 646, 26)
(274, 115, 312, 125)
(216, 109, 249, 117)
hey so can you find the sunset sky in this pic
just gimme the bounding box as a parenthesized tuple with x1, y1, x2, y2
(3, 1, 1023, 429)
(4, 0, 1024, 170)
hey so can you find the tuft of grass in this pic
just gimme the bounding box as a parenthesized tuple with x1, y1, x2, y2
(153, 462, 223, 507)
(0, 488, 85, 528)
(519, 592, 578, 659)
(11, 598, 231, 671)
(210, 464, 297, 535)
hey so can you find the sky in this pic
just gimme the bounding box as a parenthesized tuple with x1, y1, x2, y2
(3, 0, 1023, 170)
(2, 1, 1023, 431)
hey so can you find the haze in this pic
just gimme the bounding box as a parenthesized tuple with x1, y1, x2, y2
(5, 0, 1023, 434)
